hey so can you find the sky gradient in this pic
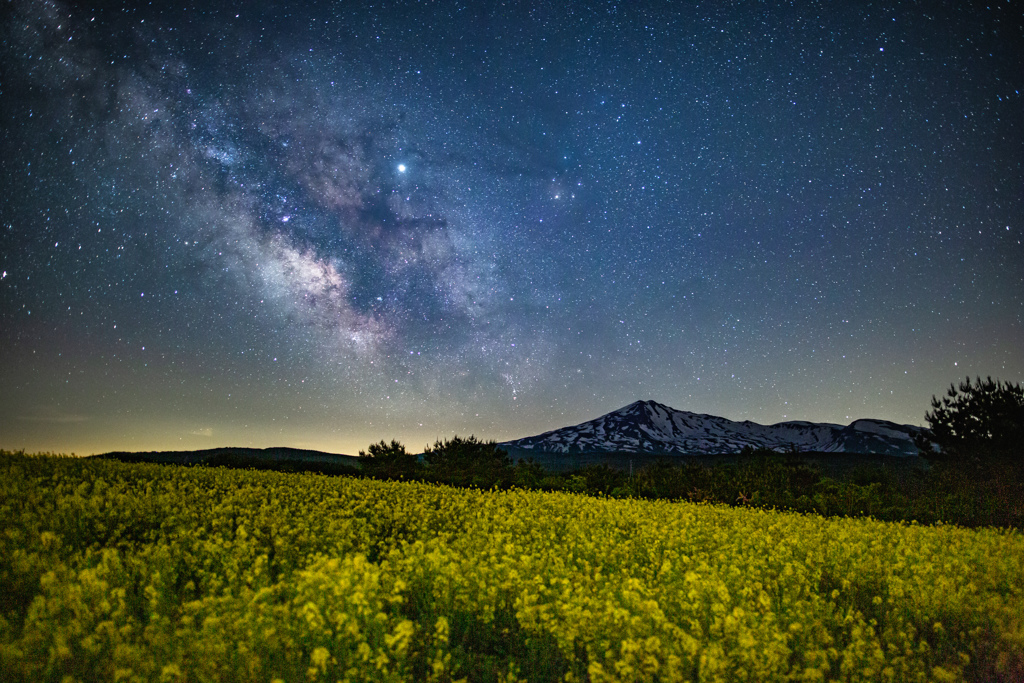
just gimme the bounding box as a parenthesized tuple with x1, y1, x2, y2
(2, 0, 1021, 456)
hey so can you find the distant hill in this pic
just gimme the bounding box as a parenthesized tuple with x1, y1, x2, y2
(501, 400, 927, 458)
(97, 446, 361, 472)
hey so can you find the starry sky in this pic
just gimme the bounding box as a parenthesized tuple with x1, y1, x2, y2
(2, 0, 1021, 456)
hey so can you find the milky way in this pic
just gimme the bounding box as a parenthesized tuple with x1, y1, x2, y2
(1, 1, 1021, 454)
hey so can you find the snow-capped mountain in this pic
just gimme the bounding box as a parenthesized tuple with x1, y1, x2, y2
(501, 400, 926, 457)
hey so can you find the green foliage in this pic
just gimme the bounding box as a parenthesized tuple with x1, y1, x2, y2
(358, 439, 421, 480)
(422, 435, 512, 488)
(497, 455, 1022, 529)
(3, 451, 1024, 683)
(917, 376, 1024, 465)
(510, 459, 548, 489)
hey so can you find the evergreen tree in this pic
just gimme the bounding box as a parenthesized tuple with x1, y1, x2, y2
(358, 439, 421, 480)
(422, 435, 511, 487)
(916, 376, 1024, 466)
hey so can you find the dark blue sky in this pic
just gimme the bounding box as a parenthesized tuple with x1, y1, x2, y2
(2, 0, 1021, 455)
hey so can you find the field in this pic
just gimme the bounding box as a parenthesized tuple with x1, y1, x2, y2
(2, 452, 1022, 682)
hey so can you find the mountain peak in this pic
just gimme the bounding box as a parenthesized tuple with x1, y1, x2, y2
(502, 400, 925, 457)
(618, 399, 679, 416)
(620, 399, 663, 412)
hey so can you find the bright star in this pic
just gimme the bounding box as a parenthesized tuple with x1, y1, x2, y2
(397, 164, 406, 173)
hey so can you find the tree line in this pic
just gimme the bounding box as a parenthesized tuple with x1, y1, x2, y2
(356, 376, 1023, 528)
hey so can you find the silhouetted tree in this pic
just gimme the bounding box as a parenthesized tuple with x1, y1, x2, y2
(916, 376, 1024, 467)
(359, 439, 421, 480)
(422, 435, 511, 487)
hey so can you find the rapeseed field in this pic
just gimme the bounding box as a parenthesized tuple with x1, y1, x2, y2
(1, 451, 1021, 682)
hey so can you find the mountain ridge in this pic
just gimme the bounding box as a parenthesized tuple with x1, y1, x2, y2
(500, 400, 926, 457)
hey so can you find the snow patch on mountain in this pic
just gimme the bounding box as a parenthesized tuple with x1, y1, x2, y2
(501, 400, 926, 457)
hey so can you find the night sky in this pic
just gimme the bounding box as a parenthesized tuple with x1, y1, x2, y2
(2, 1, 1021, 456)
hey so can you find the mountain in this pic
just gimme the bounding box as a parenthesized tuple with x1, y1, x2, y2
(501, 400, 926, 457)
